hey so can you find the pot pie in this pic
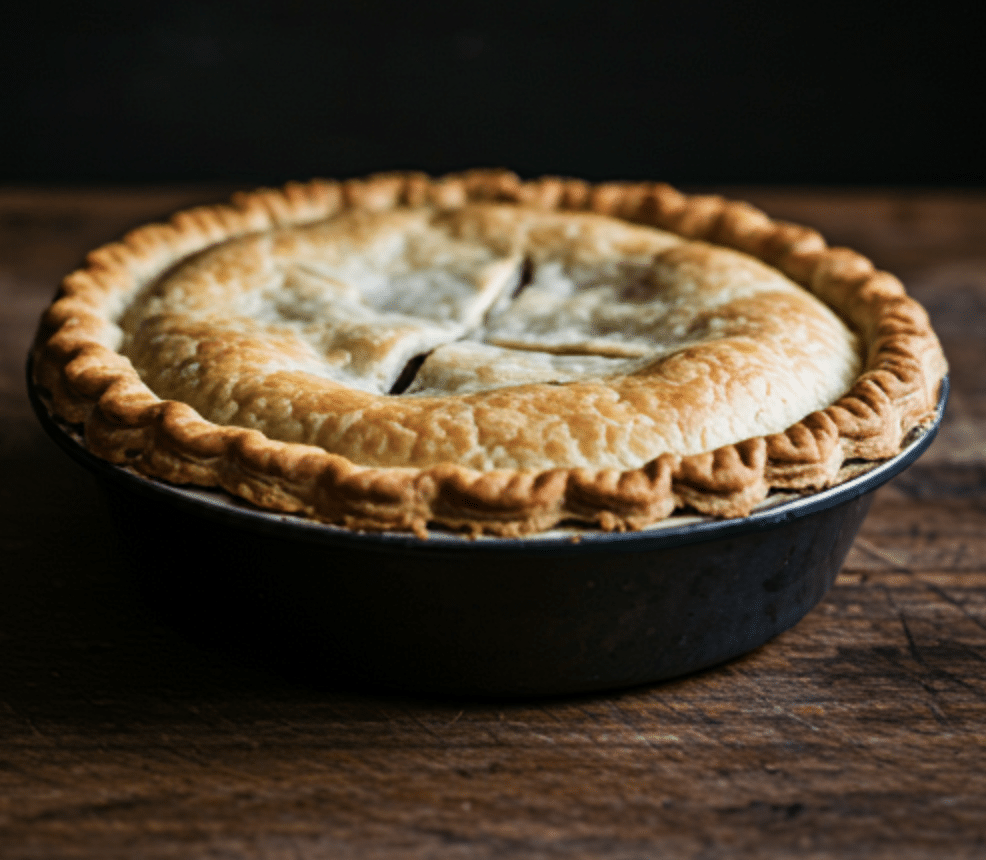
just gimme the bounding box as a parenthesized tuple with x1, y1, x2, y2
(32, 171, 947, 537)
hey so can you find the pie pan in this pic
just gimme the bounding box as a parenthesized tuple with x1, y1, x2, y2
(29, 362, 947, 698)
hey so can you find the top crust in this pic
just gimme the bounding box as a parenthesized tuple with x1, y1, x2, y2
(32, 171, 948, 536)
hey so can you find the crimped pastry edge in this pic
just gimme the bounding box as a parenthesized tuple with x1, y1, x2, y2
(31, 170, 948, 537)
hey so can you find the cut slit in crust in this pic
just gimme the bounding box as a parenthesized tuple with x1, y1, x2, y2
(31, 170, 948, 536)
(389, 353, 429, 395)
(387, 253, 537, 396)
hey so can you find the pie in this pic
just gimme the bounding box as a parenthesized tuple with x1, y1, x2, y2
(32, 171, 948, 536)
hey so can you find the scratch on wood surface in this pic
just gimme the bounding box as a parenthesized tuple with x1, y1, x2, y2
(876, 583, 986, 720)
(952, 639, 986, 667)
(916, 579, 986, 635)
(400, 709, 445, 746)
(157, 743, 271, 787)
(604, 701, 664, 753)
(950, 541, 970, 571)
(853, 538, 914, 572)
(884, 588, 933, 670)
(725, 664, 885, 754)
(632, 733, 681, 744)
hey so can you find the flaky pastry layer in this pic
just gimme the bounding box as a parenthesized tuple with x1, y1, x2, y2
(32, 171, 948, 536)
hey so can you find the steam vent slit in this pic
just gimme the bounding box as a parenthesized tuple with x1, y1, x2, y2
(389, 353, 429, 395)
(512, 257, 535, 300)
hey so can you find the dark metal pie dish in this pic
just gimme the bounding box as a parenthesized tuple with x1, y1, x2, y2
(29, 364, 948, 698)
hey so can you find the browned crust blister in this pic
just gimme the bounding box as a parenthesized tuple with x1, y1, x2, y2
(31, 171, 948, 537)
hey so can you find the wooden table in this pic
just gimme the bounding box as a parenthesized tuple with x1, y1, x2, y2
(2, 186, 985, 859)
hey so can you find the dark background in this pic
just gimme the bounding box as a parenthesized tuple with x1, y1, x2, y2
(2, 0, 981, 187)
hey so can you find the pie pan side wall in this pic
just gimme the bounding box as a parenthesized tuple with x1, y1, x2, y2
(27, 365, 947, 696)
(30, 171, 949, 536)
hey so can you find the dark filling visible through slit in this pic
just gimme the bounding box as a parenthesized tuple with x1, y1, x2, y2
(512, 257, 534, 300)
(389, 353, 429, 395)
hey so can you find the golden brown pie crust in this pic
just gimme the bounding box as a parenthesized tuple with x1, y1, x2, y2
(32, 171, 948, 536)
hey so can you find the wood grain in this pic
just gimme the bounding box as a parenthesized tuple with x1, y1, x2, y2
(2, 186, 985, 859)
